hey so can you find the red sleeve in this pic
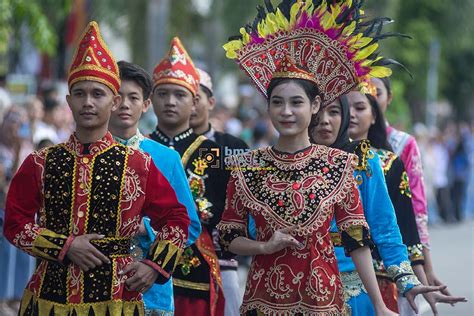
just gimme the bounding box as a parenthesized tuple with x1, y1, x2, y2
(4, 154, 72, 262)
(142, 162, 190, 283)
(217, 175, 248, 253)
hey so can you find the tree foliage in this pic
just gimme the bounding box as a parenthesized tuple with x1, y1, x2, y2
(366, 0, 474, 121)
(0, 0, 71, 56)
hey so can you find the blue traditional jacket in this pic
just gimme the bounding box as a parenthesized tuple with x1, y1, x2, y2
(331, 141, 420, 294)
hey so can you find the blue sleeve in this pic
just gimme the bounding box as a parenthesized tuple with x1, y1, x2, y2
(363, 154, 419, 293)
(168, 153, 201, 246)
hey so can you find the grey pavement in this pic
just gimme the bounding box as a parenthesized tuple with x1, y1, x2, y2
(419, 220, 474, 316)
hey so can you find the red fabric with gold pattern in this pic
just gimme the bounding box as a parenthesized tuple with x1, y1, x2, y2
(272, 55, 318, 86)
(68, 21, 120, 94)
(152, 37, 200, 96)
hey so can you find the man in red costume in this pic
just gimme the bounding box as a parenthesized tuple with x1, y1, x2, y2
(4, 21, 189, 316)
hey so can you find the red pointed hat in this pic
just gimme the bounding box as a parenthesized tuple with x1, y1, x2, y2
(272, 55, 318, 86)
(68, 21, 120, 94)
(152, 37, 200, 96)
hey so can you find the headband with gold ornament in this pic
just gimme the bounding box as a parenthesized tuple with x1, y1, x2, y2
(224, 0, 408, 106)
(272, 55, 318, 86)
(153, 37, 200, 96)
(68, 21, 120, 94)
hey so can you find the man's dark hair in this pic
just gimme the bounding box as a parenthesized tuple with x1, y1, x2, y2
(118, 60, 152, 99)
(199, 84, 213, 99)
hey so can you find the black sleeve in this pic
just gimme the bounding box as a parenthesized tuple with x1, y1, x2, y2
(386, 158, 424, 265)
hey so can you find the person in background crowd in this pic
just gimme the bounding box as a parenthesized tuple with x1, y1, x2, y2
(24, 97, 44, 141)
(0, 106, 35, 316)
(449, 129, 470, 222)
(0, 75, 12, 121)
(32, 97, 60, 145)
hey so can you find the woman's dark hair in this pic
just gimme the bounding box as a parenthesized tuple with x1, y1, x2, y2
(118, 60, 152, 99)
(266, 78, 320, 104)
(378, 77, 392, 97)
(366, 93, 393, 151)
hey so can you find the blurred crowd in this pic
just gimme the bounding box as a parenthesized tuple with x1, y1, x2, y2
(413, 121, 474, 223)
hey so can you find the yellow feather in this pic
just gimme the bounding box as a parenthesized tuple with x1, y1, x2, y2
(347, 33, 362, 46)
(342, 21, 356, 37)
(266, 13, 278, 34)
(321, 11, 334, 30)
(369, 66, 392, 77)
(275, 8, 290, 30)
(239, 28, 250, 44)
(290, 2, 302, 26)
(352, 37, 373, 49)
(223, 40, 242, 59)
(361, 56, 383, 67)
(354, 43, 378, 60)
(257, 20, 268, 37)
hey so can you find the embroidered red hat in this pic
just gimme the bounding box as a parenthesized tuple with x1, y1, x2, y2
(68, 21, 120, 94)
(152, 37, 200, 96)
(272, 55, 318, 86)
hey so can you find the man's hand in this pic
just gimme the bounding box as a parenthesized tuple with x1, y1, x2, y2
(66, 234, 110, 271)
(121, 261, 159, 293)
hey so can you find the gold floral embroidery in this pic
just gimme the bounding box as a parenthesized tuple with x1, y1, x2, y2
(386, 260, 421, 293)
(399, 171, 412, 198)
(340, 271, 367, 302)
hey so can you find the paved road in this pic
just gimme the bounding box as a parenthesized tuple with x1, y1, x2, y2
(419, 220, 474, 316)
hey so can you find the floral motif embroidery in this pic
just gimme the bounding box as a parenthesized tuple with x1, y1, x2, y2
(340, 271, 367, 302)
(399, 171, 412, 198)
(178, 247, 202, 275)
(386, 260, 421, 293)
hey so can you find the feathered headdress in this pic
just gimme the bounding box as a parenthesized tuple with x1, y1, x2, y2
(224, 0, 408, 106)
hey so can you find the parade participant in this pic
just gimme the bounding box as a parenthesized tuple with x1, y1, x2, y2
(190, 68, 248, 316)
(344, 89, 466, 315)
(149, 37, 229, 316)
(108, 60, 201, 315)
(4, 21, 189, 316)
(218, 1, 443, 314)
(371, 77, 454, 313)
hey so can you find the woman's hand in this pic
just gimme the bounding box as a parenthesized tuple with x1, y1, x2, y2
(405, 284, 447, 314)
(425, 270, 451, 296)
(262, 226, 301, 255)
(423, 291, 467, 315)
